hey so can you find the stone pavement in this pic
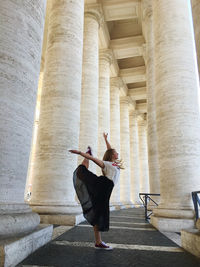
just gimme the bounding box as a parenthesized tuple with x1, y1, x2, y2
(17, 208, 200, 267)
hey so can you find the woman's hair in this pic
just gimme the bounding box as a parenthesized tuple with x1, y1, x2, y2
(102, 149, 124, 169)
(103, 149, 115, 161)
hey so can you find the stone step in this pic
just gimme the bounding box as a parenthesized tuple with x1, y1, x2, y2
(181, 228, 200, 258)
(0, 224, 53, 267)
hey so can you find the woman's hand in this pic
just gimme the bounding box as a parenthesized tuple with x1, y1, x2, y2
(69, 149, 81, 155)
(103, 132, 112, 149)
(103, 132, 108, 140)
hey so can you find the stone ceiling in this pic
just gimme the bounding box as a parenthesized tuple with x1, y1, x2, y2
(85, 0, 147, 113)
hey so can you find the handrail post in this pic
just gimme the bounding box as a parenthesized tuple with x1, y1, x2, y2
(139, 193, 160, 221)
(145, 195, 148, 221)
(192, 191, 200, 220)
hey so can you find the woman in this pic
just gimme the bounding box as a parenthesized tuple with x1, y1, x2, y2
(69, 133, 122, 250)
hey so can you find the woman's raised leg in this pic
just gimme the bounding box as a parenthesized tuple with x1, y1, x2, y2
(81, 157, 89, 169)
(81, 146, 92, 169)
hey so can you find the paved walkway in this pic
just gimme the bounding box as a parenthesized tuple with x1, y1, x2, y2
(18, 208, 200, 267)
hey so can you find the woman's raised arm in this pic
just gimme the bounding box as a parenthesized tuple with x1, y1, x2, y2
(103, 132, 112, 150)
(69, 150, 105, 169)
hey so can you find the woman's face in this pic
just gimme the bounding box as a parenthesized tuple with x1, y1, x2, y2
(112, 150, 118, 160)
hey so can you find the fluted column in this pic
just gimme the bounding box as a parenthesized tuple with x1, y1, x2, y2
(120, 97, 133, 206)
(138, 116, 149, 194)
(30, 0, 84, 216)
(97, 49, 113, 162)
(0, 0, 46, 238)
(129, 111, 141, 206)
(79, 4, 102, 172)
(142, 0, 160, 198)
(151, 0, 200, 232)
(191, 0, 200, 77)
(110, 78, 123, 207)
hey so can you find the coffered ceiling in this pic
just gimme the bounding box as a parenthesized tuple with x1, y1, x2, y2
(85, 0, 147, 112)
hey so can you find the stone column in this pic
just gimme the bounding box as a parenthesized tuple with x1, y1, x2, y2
(97, 49, 113, 162)
(120, 97, 133, 206)
(191, 0, 200, 77)
(25, 0, 52, 200)
(79, 4, 103, 172)
(29, 0, 84, 219)
(142, 0, 160, 199)
(0, 0, 46, 237)
(129, 111, 141, 206)
(110, 78, 123, 207)
(138, 116, 149, 194)
(151, 0, 200, 232)
(25, 72, 43, 202)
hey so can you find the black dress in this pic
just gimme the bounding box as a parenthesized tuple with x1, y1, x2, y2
(73, 164, 114, 231)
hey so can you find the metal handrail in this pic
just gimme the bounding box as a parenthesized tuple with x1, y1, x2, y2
(192, 191, 200, 220)
(139, 193, 160, 221)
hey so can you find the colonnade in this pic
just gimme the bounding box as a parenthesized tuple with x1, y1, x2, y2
(1, 1, 200, 264)
(27, 1, 149, 220)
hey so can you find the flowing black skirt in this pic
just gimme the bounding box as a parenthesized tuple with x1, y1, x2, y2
(73, 164, 114, 232)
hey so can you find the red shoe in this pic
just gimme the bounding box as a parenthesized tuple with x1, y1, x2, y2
(95, 241, 113, 250)
(86, 146, 93, 156)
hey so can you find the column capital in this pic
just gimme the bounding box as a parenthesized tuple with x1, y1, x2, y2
(129, 110, 139, 118)
(110, 77, 124, 88)
(99, 49, 114, 65)
(85, 4, 104, 28)
(142, 0, 153, 20)
(120, 96, 130, 105)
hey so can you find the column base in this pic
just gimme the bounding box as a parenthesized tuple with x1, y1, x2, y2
(132, 201, 143, 208)
(151, 215, 195, 232)
(0, 212, 40, 238)
(30, 204, 85, 226)
(110, 202, 125, 210)
(121, 202, 134, 209)
(0, 224, 53, 267)
(152, 207, 194, 219)
(181, 228, 200, 257)
(39, 213, 85, 226)
(30, 204, 82, 214)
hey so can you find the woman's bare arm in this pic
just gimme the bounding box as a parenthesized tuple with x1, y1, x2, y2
(69, 150, 105, 169)
(103, 132, 112, 150)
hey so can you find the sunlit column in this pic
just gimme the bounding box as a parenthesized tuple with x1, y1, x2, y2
(25, 0, 52, 201)
(97, 49, 113, 163)
(0, 0, 46, 238)
(151, 0, 200, 232)
(142, 0, 160, 199)
(129, 110, 141, 206)
(138, 115, 149, 194)
(30, 0, 84, 216)
(120, 97, 133, 206)
(79, 4, 103, 172)
(110, 78, 123, 207)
